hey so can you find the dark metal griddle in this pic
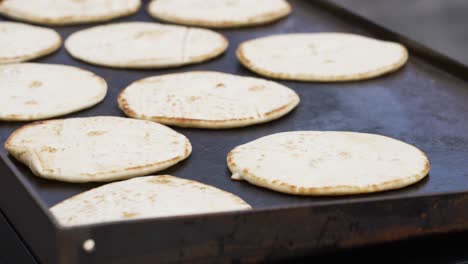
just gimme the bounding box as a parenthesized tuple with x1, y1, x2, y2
(2, 0, 468, 263)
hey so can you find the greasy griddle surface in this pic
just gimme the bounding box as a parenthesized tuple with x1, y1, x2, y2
(1, 0, 468, 208)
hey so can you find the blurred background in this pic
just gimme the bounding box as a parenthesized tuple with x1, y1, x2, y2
(332, 0, 468, 65)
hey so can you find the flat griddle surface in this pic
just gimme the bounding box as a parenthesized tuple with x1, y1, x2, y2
(1, 0, 468, 212)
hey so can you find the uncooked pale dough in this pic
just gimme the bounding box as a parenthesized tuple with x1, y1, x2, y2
(118, 71, 300, 128)
(148, 0, 291, 28)
(0, 63, 107, 121)
(228, 131, 429, 195)
(50, 175, 252, 226)
(237, 33, 408, 82)
(65, 22, 228, 69)
(0, 0, 141, 25)
(4, 117, 192, 183)
(0, 22, 61, 64)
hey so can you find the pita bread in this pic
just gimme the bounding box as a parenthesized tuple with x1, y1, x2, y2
(65, 22, 228, 69)
(237, 33, 408, 82)
(4, 117, 191, 183)
(0, 22, 61, 64)
(118, 71, 300, 129)
(227, 131, 430, 195)
(0, 63, 107, 121)
(0, 0, 141, 26)
(50, 175, 251, 226)
(148, 0, 291, 28)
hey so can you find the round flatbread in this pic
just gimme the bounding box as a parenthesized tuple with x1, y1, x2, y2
(50, 175, 251, 226)
(65, 22, 228, 69)
(118, 71, 300, 129)
(4, 117, 192, 183)
(0, 22, 61, 64)
(0, 63, 107, 121)
(148, 0, 291, 28)
(0, 0, 141, 26)
(228, 131, 430, 195)
(237, 33, 408, 82)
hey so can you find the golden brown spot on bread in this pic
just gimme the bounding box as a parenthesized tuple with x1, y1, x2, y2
(419, 150, 430, 175)
(5, 114, 22, 119)
(264, 103, 292, 117)
(149, 194, 157, 202)
(248, 85, 265, 92)
(424, 161, 430, 173)
(216, 83, 225, 88)
(148, 177, 172, 185)
(117, 96, 138, 117)
(184, 142, 190, 157)
(122, 212, 139, 218)
(25, 100, 38, 105)
(29, 81, 42, 88)
(40, 146, 57, 153)
(189, 96, 201, 101)
(338, 152, 351, 158)
(52, 126, 62, 136)
(135, 30, 167, 39)
(87, 131, 107, 136)
(144, 132, 151, 140)
(93, 195, 104, 201)
(149, 115, 255, 126)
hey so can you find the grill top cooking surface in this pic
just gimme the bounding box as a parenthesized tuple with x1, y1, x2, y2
(1, 0, 468, 210)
